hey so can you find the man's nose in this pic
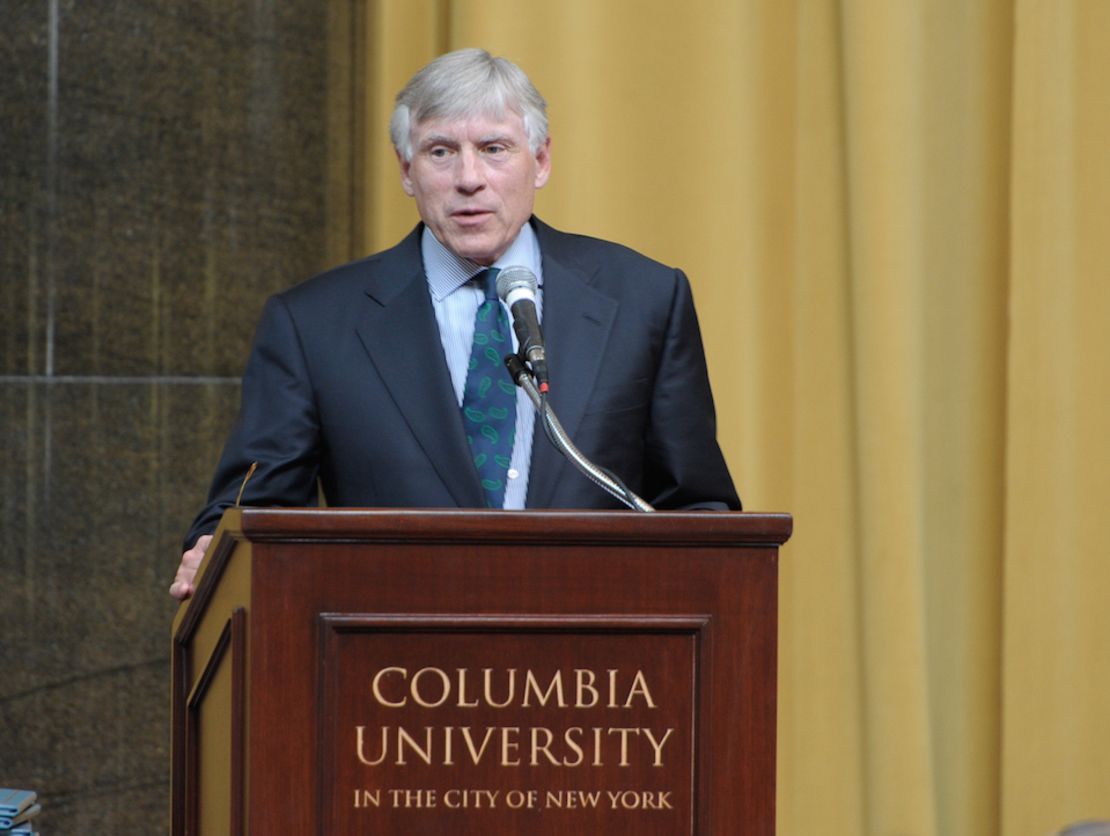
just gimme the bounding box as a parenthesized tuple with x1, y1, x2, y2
(455, 148, 484, 192)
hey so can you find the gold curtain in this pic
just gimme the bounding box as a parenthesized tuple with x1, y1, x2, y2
(342, 1, 1110, 833)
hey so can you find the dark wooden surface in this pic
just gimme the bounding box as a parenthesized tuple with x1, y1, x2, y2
(171, 509, 790, 834)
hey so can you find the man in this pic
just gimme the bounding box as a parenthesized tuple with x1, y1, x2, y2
(169, 48, 738, 600)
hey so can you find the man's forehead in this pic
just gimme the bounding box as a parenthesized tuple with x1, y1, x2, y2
(412, 110, 527, 140)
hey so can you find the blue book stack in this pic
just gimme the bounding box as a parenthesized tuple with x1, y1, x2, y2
(0, 788, 40, 835)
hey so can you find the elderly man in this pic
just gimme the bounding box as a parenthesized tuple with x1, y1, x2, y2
(170, 48, 738, 600)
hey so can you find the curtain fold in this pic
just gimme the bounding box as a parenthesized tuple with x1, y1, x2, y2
(1003, 2, 1110, 832)
(349, 2, 1110, 833)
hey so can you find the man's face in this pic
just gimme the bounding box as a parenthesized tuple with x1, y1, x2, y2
(399, 110, 551, 266)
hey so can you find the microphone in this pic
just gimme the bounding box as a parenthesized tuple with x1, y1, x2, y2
(496, 266, 548, 390)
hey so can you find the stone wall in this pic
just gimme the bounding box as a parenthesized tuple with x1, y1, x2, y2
(0, 3, 339, 830)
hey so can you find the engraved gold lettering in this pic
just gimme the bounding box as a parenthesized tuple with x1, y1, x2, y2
(442, 725, 454, 765)
(643, 727, 674, 766)
(353, 788, 381, 808)
(609, 727, 638, 766)
(444, 789, 499, 808)
(459, 726, 497, 763)
(369, 667, 659, 709)
(501, 726, 521, 765)
(456, 668, 479, 708)
(607, 790, 673, 809)
(396, 726, 434, 765)
(371, 667, 407, 707)
(522, 670, 566, 707)
(355, 724, 671, 767)
(484, 667, 517, 707)
(575, 669, 599, 708)
(530, 726, 557, 765)
(625, 669, 657, 708)
(355, 725, 388, 766)
(546, 789, 602, 808)
(503, 789, 538, 808)
(388, 788, 437, 808)
(411, 667, 451, 708)
(562, 726, 585, 767)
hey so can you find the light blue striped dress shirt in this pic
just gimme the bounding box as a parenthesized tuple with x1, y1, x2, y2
(422, 224, 542, 509)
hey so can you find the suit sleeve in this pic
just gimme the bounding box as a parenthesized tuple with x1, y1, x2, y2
(641, 270, 741, 510)
(182, 295, 322, 550)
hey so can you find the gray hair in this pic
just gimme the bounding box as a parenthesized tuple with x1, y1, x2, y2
(390, 48, 548, 161)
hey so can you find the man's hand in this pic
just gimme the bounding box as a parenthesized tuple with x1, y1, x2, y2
(169, 534, 213, 600)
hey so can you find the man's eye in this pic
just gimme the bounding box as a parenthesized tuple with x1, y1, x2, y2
(428, 147, 451, 158)
(483, 144, 506, 155)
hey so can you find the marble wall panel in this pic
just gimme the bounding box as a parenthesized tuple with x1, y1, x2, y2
(2, 2, 332, 380)
(0, 380, 244, 832)
(1, 1, 344, 831)
(1, 2, 49, 376)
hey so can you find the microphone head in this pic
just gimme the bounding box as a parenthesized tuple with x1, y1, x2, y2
(496, 265, 538, 303)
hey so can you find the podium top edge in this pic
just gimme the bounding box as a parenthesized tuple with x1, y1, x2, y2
(221, 508, 793, 547)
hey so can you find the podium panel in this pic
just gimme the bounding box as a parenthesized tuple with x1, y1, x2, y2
(320, 615, 702, 833)
(171, 509, 790, 834)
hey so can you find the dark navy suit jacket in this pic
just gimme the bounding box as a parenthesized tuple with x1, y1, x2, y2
(184, 218, 739, 548)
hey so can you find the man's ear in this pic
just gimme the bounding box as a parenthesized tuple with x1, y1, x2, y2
(397, 148, 415, 196)
(534, 136, 552, 189)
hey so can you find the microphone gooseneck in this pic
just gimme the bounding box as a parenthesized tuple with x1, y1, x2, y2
(503, 355, 654, 513)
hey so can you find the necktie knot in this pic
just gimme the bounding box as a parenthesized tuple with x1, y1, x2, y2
(475, 267, 500, 302)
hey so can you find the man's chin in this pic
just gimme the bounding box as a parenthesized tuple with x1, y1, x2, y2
(444, 235, 503, 266)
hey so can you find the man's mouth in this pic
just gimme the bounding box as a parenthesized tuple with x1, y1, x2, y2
(452, 208, 493, 223)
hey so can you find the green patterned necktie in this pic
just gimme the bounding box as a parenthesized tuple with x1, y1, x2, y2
(461, 267, 517, 507)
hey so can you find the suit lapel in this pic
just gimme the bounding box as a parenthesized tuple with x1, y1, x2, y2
(526, 222, 619, 508)
(354, 230, 485, 507)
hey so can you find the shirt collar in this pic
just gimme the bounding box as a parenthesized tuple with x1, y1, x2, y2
(422, 221, 543, 302)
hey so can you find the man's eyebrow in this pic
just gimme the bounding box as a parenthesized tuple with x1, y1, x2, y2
(418, 133, 459, 149)
(418, 132, 517, 149)
(478, 133, 517, 146)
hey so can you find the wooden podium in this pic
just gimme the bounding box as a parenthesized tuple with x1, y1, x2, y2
(170, 508, 790, 834)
